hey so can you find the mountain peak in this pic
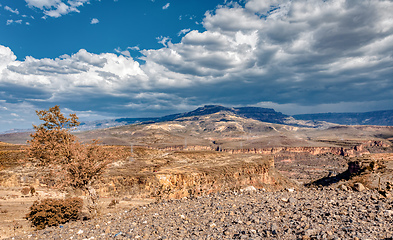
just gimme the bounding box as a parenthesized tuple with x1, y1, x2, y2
(157, 105, 288, 124)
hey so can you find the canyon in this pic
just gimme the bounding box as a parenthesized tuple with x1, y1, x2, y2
(0, 107, 393, 238)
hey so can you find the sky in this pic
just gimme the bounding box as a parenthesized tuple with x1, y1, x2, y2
(0, 0, 393, 132)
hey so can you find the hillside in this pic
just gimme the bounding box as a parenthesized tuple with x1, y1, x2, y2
(80, 106, 393, 132)
(157, 105, 289, 124)
(3, 106, 393, 136)
(77, 111, 393, 152)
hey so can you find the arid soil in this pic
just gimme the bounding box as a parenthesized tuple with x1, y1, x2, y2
(0, 188, 154, 239)
(2, 149, 393, 239)
(1, 112, 393, 239)
(8, 187, 393, 240)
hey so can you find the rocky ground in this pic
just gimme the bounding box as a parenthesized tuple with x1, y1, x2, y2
(8, 187, 393, 240)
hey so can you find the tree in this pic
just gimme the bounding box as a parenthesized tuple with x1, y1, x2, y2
(28, 106, 113, 215)
(28, 105, 79, 166)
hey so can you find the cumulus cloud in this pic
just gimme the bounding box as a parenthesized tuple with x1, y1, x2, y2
(1, 0, 393, 132)
(141, 0, 393, 110)
(203, 7, 263, 33)
(0, 46, 147, 106)
(90, 18, 99, 24)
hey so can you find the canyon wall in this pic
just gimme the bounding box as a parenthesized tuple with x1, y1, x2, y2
(147, 140, 390, 157)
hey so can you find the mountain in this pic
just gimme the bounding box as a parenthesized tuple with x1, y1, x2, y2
(2, 105, 392, 136)
(157, 105, 289, 124)
(293, 110, 393, 126)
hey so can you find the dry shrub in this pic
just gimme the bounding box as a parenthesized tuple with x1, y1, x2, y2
(27, 106, 116, 215)
(21, 187, 30, 195)
(26, 197, 83, 230)
(27, 105, 79, 166)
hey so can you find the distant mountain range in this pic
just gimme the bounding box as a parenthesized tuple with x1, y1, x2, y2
(76, 105, 393, 131)
(293, 110, 393, 126)
(157, 105, 289, 124)
(2, 106, 393, 134)
(75, 105, 289, 131)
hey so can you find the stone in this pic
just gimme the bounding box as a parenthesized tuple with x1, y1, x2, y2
(338, 185, 348, 191)
(353, 183, 366, 192)
(240, 186, 257, 192)
(288, 197, 297, 204)
(287, 188, 295, 192)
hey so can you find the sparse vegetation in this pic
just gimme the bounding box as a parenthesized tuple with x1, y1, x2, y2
(0, 142, 26, 171)
(27, 105, 114, 216)
(21, 187, 30, 196)
(26, 197, 83, 230)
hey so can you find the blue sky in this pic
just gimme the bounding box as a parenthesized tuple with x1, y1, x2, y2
(1, 0, 218, 59)
(1, 0, 393, 132)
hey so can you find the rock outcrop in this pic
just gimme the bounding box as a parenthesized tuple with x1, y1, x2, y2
(96, 149, 291, 199)
(147, 139, 390, 157)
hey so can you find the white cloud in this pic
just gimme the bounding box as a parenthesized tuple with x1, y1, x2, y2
(203, 7, 263, 33)
(6, 20, 23, 25)
(90, 18, 99, 24)
(4, 6, 19, 14)
(44, 2, 72, 18)
(245, 0, 291, 14)
(25, 0, 89, 18)
(140, 0, 393, 109)
(25, 0, 62, 9)
(162, 3, 170, 10)
(156, 36, 171, 47)
(1, 47, 148, 99)
(177, 28, 191, 36)
(0, 45, 17, 70)
(128, 46, 140, 51)
(115, 47, 131, 57)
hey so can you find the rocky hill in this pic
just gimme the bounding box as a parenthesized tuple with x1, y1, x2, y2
(99, 105, 393, 128)
(82, 105, 393, 132)
(158, 105, 289, 124)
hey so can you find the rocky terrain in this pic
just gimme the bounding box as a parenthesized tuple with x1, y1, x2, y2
(2, 146, 393, 239)
(1, 108, 393, 239)
(9, 187, 393, 240)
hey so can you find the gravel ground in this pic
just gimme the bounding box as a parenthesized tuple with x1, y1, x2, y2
(9, 187, 393, 240)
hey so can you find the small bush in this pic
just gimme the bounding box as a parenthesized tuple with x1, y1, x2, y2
(26, 197, 83, 230)
(21, 187, 30, 195)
